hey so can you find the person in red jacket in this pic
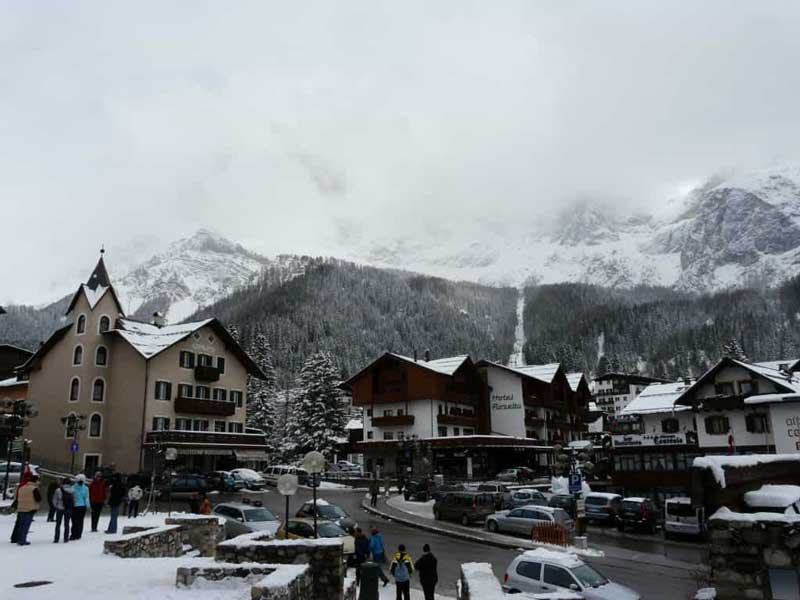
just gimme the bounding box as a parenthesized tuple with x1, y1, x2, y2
(89, 472, 108, 532)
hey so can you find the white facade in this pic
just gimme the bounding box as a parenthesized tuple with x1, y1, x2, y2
(362, 399, 477, 442)
(593, 376, 652, 415)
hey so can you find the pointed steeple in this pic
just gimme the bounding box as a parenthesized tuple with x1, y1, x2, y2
(86, 248, 111, 290)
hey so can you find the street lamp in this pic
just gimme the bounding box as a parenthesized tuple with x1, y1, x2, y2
(277, 473, 299, 533)
(302, 450, 325, 537)
(1, 398, 38, 499)
(60, 412, 86, 474)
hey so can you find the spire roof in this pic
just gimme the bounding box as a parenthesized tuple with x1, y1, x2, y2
(86, 253, 111, 290)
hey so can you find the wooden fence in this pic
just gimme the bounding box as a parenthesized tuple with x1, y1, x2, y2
(532, 523, 570, 547)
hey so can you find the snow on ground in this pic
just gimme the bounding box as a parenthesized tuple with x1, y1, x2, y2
(387, 495, 435, 519)
(316, 481, 349, 490)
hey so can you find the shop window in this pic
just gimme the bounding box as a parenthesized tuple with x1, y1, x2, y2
(661, 418, 679, 433)
(614, 454, 642, 471)
(643, 453, 673, 471)
(704, 415, 730, 435)
(746, 413, 770, 434)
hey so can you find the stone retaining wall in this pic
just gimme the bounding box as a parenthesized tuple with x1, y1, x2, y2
(104, 525, 183, 558)
(165, 516, 224, 557)
(216, 534, 344, 600)
(251, 565, 312, 600)
(175, 564, 276, 587)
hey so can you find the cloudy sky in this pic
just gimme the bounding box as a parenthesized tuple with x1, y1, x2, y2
(2, 1, 800, 303)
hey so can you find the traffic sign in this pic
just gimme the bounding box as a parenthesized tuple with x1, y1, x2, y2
(69, 441, 79, 454)
(568, 471, 582, 494)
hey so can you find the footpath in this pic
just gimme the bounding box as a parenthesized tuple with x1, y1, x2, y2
(361, 495, 707, 577)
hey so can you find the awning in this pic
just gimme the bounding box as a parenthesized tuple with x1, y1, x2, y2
(176, 448, 234, 456)
(235, 449, 270, 461)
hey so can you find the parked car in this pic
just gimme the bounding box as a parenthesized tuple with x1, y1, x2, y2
(584, 492, 622, 525)
(431, 482, 466, 502)
(509, 488, 548, 509)
(206, 471, 243, 492)
(263, 465, 318, 487)
(163, 475, 208, 500)
(433, 492, 496, 526)
(403, 479, 433, 501)
(548, 494, 577, 519)
(476, 482, 512, 509)
(663, 497, 705, 539)
(503, 548, 641, 599)
(0, 462, 24, 495)
(496, 467, 535, 484)
(212, 502, 281, 539)
(486, 505, 574, 536)
(295, 499, 357, 533)
(617, 497, 658, 534)
(276, 519, 355, 558)
(229, 468, 267, 490)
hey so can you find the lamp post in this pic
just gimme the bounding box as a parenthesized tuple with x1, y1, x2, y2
(2, 399, 38, 500)
(60, 412, 86, 474)
(277, 473, 299, 534)
(303, 451, 326, 537)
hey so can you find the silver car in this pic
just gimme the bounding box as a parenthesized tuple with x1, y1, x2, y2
(486, 505, 573, 536)
(212, 502, 281, 539)
(509, 489, 548, 509)
(504, 549, 641, 599)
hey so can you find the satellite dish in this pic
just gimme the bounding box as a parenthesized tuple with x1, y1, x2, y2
(165, 447, 178, 461)
(277, 474, 299, 496)
(303, 451, 326, 474)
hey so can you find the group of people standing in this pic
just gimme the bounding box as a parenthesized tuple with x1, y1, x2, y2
(10, 466, 144, 546)
(353, 525, 438, 600)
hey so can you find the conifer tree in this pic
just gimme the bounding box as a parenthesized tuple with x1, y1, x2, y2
(722, 339, 748, 362)
(246, 330, 278, 436)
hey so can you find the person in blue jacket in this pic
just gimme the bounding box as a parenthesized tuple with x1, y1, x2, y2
(368, 526, 386, 563)
(70, 474, 90, 540)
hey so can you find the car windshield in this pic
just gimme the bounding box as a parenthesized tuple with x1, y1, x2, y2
(571, 564, 608, 587)
(318, 505, 346, 518)
(317, 522, 347, 537)
(585, 497, 608, 506)
(245, 508, 277, 522)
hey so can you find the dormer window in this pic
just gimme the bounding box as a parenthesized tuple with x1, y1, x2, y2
(98, 316, 111, 333)
(76, 315, 87, 335)
(73, 345, 83, 366)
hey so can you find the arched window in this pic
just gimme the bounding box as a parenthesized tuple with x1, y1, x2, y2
(69, 377, 80, 402)
(76, 315, 87, 335)
(92, 378, 105, 403)
(73, 345, 83, 366)
(89, 413, 102, 438)
(661, 418, 679, 434)
(98, 315, 111, 333)
(95, 346, 108, 367)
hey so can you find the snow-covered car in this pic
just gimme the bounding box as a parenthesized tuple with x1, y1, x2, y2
(229, 468, 267, 490)
(295, 499, 357, 533)
(743, 484, 800, 515)
(486, 505, 573, 536)
(503, 548, 640, 599)
(212, 502, 280, 539)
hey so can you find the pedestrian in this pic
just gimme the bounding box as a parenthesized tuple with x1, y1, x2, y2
(198, 493, 212, 515)
(46, 479, 59, 522)
(357, 560, 389, 600)
(389, 544, 414, 600)
(70, 473, 90, 540)
(127, 482, 143, 518)
(370, 477, 379, 508)
(368, 526, 385, 564)
(104, 474, 126, 534)
(52, 477, 73, 543)
(89, 471, 108, 532)
(414, 543, 438, 600)
(14, 470, 41, 546)
(354, 527, 370, 580)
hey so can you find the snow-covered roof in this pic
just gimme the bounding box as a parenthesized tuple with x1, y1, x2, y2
(514, 363, 561, 383)
(344, 419, 362, 430)
(566, 372, 585, 391)
(0, 377, 26, 388)
(710, 506, 800, 524)
(115, 318, 214, 359)
(737, 359, 800, 392)
(621, 380, 693, 416)
(81, 284, 109, 309)
(744, 485, 800, 509)
(693, 454, 800, 488)
(753, 359, 800, 372)
(388, 353, 470, 376)
(744, 393, 800, 406)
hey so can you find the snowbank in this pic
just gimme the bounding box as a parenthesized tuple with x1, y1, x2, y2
(693, 454, 800, 488)
(460, 562, 504, 597)
(744, 485, 800, 509)
(710, 507, 800, 524)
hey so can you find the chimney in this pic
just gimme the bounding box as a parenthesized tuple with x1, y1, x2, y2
(424, 349, 431, 362)
(683, 377, 692, 386)
(152, 312, 166, 328)
(413, 349, 418, 362)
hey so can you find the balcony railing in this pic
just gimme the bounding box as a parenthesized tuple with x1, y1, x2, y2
(145, 430, 267, 446)
(194, 365, 221, 382)
(371, 415, 415, 427)
(175, 396, 236, 417)
(437, 413, 477, 427)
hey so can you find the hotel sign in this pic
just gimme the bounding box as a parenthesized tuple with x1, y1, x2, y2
(612, 432, 695, 448)
(768, 401, 800, 454)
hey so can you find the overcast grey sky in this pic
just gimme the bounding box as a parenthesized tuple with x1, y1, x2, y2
(2, 1, 800, 303)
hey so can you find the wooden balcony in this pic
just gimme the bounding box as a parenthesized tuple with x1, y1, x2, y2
(194, 365, 221, 382)
(371, 414, 415, 427)
(175, 396, 236, 417)
(437, 413, 477, 427)
(145, 430, 266, 447)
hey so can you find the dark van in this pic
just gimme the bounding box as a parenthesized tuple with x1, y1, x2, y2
(433, 492, 496, 526)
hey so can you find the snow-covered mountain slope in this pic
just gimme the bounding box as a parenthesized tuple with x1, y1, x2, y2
(115, 229, 308, 323)
(342, 165, 800, 292)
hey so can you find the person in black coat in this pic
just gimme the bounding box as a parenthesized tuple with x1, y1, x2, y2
(414, 544, 438, 600)
(353, 527, 371, 580)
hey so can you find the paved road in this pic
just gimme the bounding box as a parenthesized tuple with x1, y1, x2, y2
(203, 488, 704, 599)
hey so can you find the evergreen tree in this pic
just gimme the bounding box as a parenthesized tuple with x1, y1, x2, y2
(722, 339, 748, 362)
(287, 352, 347, 458)
(596, 355, 610, 376)
(226, 323, 241, 344)
(246, 330, 278, 436)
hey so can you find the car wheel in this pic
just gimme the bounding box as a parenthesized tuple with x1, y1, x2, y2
(433, 508, 440, 520)
(487, 520, 499, 533)
(461, 514, 470, 526)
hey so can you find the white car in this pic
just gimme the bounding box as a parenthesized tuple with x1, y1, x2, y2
(212, 502, 281, 539)
(229, 468, 267, 490)
(503, 548, 640, 599)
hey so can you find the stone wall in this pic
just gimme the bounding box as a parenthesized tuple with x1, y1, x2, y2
(165, 516, 224, 557)
(708, 510, 800, 600)
(251, 565, 312, 600)
(216, 534, 344, 600)
(104, 525, 183, 558)
(176, 564, 276, 586)
(457, 563, 505, 600)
